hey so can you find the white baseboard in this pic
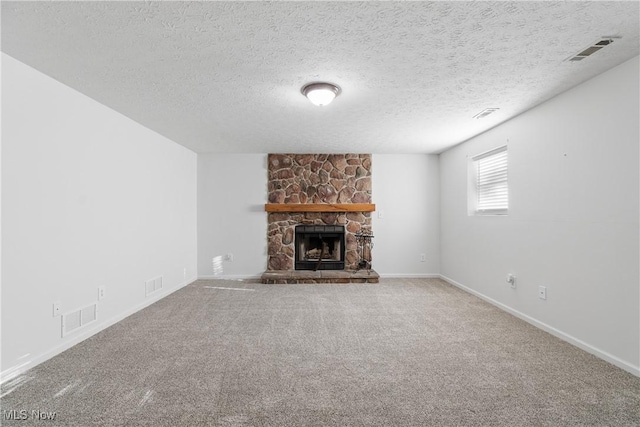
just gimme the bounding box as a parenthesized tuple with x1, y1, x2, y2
(439, 274, 640, 378)
(198, 275, 262, 280)
(379, 273, 441, 279)
(0, 277, 197, 385)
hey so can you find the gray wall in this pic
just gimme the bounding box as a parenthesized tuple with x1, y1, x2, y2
(371, 154, 440, 276)
(439, 56, 639, 375)
(197, 154, 268, 278)
(2, 54, 198, 377)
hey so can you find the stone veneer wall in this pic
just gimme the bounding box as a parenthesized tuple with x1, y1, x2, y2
(267, 154, 372, 271)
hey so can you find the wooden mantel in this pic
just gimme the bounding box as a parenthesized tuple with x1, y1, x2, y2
(265, 203, 376, 213)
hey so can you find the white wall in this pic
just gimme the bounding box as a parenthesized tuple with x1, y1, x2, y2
(1, 54, 198, 378)
(439, 56, 639, 375)
(371, 154, 440, 276)
(197, 153, 268, 278)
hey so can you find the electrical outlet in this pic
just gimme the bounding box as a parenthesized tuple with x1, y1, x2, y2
(506, 274, 516, 289)
(378, 210, 384, 219)
(538, 286, 547, 300)
(226, 253, 234, 262)
(420, 253, 426, 262)
(183, 268, 187, 279)
(98, 286, 106, 300)
(53, 302, 61, 317)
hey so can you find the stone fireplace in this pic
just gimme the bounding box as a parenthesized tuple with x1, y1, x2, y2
(263, 154, 377, 283)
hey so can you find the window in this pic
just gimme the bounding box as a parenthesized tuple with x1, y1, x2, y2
(470, 146, 508, 215)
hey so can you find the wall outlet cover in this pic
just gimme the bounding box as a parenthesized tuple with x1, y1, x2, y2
(538, 286, 547, 300)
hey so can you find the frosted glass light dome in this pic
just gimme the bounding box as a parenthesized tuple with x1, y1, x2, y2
(301, 82, 341, 106)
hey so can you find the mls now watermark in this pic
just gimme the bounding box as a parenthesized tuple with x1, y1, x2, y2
(2, 409, 57, 421)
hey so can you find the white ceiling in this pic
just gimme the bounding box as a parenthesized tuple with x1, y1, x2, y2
(2, 1, 639, 154)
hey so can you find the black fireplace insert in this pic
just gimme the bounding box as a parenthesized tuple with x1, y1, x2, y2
(294, 225, 345, 270)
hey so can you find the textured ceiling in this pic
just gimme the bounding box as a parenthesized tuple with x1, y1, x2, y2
(2, 1, 639, 154)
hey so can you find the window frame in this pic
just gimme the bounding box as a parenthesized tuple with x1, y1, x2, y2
(468, 145, 509, 216)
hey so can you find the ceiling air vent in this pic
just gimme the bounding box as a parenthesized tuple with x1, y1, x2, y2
(473, 108, 499, 119)
(565, 37, 620, 62)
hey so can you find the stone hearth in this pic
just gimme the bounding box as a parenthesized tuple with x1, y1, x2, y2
(261, 269, 379, 284)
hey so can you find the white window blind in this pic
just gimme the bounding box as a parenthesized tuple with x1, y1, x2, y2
(474, 146, 508, 214)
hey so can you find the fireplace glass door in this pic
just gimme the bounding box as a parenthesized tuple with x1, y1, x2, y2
(295, 225, 345, 270)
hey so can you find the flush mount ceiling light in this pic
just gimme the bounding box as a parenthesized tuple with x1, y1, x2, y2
(301, 82, 341, 106)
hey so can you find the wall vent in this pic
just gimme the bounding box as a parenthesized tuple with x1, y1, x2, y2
(473, 108, 499, 119)
(565, 37, 619, 62)
(62, 303, 98, 337)
(145, 276, 163, 297)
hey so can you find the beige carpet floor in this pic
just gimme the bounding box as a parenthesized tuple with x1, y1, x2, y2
(1, 278, 639, 426)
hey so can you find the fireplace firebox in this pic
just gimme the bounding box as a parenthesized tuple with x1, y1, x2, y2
(295, 225, 345, 270)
